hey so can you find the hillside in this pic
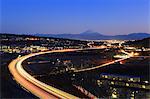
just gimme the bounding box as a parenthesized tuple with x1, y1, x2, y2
(124, 37, 150, 48)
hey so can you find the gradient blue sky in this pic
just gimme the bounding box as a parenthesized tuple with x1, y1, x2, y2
(1, 0, 150, 35)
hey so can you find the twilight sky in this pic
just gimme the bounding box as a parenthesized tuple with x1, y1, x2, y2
(1, 0, 150, 35)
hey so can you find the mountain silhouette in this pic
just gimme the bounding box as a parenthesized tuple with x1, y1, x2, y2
(34, 31, 150, 40)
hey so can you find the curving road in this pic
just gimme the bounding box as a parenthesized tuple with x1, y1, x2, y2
(74, 49, 131, 72)
(8, 48, 131, 98)
(74, 58, 129, 72)
(8, 49, 79, 99)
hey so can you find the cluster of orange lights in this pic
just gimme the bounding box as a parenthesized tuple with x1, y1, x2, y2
(130, 52, 139, 56)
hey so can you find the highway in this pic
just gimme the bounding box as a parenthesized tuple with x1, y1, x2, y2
(8, 48, 132, 98)
(8, 49, 79, 99)
(74, 57, 129, 72)
(9, 58, 56, 99)
(74, 50, 131, 72)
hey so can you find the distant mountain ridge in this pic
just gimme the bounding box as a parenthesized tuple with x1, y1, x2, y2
(34, 31, 150, 40)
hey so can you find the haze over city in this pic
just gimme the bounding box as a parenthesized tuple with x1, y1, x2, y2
(1, 0, 150, 98)
(1, 0, 150, 35)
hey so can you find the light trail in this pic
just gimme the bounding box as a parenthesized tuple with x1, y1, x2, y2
(74, 49, 130, 72)
(9, 58, 56, 99)
(8, 48, 132, 98)
(9, 49, 79, 99)
(74, 58, 128, 72)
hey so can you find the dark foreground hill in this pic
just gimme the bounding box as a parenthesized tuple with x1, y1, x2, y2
(124, 37, 150, 48)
